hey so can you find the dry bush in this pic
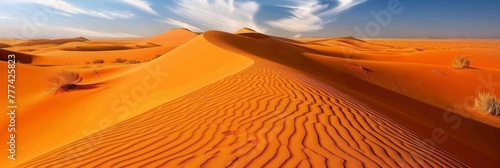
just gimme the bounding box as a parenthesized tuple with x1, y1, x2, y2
(113, 58, 128, 63)
(127, 60, 141, 64)
(451, 56, 470, 69)
(474, 92, 500, 116)
(48, 70, 83, 94)
(84, 61, 91, 64)
(92, 59, 105, 64)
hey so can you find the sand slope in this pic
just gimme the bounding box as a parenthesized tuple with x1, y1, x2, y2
(0, 32, 253, 167)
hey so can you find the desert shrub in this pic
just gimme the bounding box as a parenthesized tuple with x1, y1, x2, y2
(85, 61, 91, 64)
(48, 70, 83, 94)
(474, 92, 500, 116)
(451, 56, 470, 69)
(113, 58, 128, 63)
(92, 59, 105, 64)
(127, 60, 141, 64)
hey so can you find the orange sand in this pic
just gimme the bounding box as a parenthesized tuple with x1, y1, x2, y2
(0, 30, 499, 167)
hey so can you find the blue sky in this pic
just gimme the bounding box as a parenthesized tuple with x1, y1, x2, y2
(0, 0, 499, 39)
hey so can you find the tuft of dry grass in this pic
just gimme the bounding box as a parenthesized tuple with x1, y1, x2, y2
(113, 58, 128, 63)
(474, 92, 500, 116)
(127, 60, 141, 64)
(92, 59, 105, 64)
(48, 70, 83, 94)
(345, 64, 373, 79)
(451, 56, 470, 69)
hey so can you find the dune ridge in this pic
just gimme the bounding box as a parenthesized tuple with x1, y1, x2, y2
(143, 28, 198, 44)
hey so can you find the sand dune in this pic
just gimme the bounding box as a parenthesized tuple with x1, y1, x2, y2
(235, 27, 258, 34)
(0, 38, 24, 45)
(0, 49, 34, 63)
(19, 58, 467, 167)
(0, 43, 11, 48)
(0, 32, 253, 167)
(1, 29, 499, 167)
(367, 39, 500, 50)
(13, 37, 88, 46)
(143, 28, 198, 44)
(134, 42, 161, 48)
(203, 31, 500, 162)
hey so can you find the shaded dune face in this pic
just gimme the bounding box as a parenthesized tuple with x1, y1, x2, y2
(0, 49, 33, 63)
(19, 60, 466, 167)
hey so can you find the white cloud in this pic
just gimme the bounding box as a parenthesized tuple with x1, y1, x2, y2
(159, 18, 201, 32)
(168, 0, 264, 33)
(118, 0, 159, 16)
(7, 0, 135, 19)
(58, 27, 139, 38)
(99, 10, 135, 19)
(319, 0, 367, 17)
(0, 16, 14, 20)
(267, 0, 366, 33)
(267, 1, 327, 33)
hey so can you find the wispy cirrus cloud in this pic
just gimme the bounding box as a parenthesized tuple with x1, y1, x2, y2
(161, 0, 366, 34)
(267, 0, 367, 33)
(58, 27, 139, 38)
(166, 0, 264, 33)
(159, 18, 201, 32)
(267, 1, 327, 33)
(6, 0, 135, 19)
(118, 0, 159, 16)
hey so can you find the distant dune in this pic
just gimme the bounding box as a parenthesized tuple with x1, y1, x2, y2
(0, 43, 11, 48)
(0, 49, 34, 63)
(367, 39, 500, 50)
(1, 29, 499, 167)
(235, 27, 258, 34)
(143, 28, 198, 44)
(13, 37, 89, 46)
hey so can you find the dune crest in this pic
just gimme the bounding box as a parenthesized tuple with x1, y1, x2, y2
(143, 28, 198, 44)
(235, 27, 258, 34)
